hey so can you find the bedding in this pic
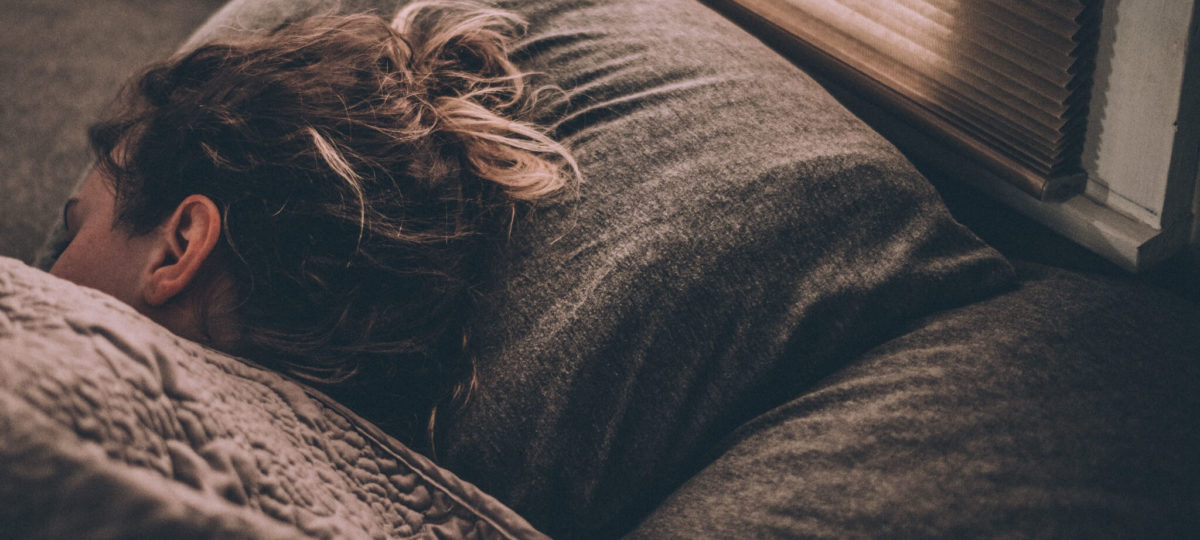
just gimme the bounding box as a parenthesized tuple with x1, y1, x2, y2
(629, 263, 1200, 537)
(415, 0, 1015, 535)
(7, 0, 1200, 538)
(0, 256, 546, 539)
(189, 0, 1013, 535)
(43, 1, 1017, 535)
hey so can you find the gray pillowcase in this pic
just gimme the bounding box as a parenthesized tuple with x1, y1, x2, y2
(629, 263, 1200, 538)
(433, 0, 1015, 537)
(67, 0, 1017, 536)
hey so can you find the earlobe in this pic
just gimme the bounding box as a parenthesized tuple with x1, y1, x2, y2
(143, 195, 223, 307)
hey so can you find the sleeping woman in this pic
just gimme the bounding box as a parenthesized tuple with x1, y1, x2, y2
(48, 2, 578, 450)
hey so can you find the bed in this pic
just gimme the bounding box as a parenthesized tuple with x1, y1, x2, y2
(3, 0, 1199, 537)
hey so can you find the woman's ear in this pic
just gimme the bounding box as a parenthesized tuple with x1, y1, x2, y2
(143, 195, 223, 307)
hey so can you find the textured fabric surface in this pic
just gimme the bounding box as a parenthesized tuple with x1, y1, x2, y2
(0, 256, 548, 539)
(629, 262, 1200, 538)
(177, 0, 1016, 537)
(441, 2, 1015, 536)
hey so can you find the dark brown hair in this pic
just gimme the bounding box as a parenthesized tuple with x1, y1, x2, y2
(88, 2, 577, 448)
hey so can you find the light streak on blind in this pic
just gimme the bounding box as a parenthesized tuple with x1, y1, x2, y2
(711, 0, 1102, 199)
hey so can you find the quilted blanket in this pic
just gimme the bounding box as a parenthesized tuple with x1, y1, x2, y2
(0, 256, 546, 539)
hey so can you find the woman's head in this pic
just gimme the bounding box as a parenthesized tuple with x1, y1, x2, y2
(51, 2, 577, 444)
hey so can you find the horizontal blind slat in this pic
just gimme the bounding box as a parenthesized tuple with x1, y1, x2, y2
(840, 0, 1073, 108)
(710, 0, 1099, 197)
(979, 0, 1084, 36)
(890, 0, 1075, 96)
(776, 2, 1076, 146)
(711, 0, 1100, 197)
(922, 0, 1078, 67)
(795, 0, 1071, 128)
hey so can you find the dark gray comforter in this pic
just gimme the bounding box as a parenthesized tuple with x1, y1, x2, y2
(0, 256, 548, 539)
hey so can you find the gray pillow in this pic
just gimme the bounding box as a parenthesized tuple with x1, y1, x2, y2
(434, 0, 1015, 536)
(81, 0, 1018, 536)
(630, 263, 1200, 537)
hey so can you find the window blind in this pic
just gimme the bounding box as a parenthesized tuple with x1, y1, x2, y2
(709, 0, 1102, 199)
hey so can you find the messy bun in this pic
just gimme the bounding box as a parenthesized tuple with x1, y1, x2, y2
(87, 2, 578, 448)
(394, 2, 577, 200)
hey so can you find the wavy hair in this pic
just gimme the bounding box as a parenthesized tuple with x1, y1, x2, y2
(87, 2, 578, 449)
